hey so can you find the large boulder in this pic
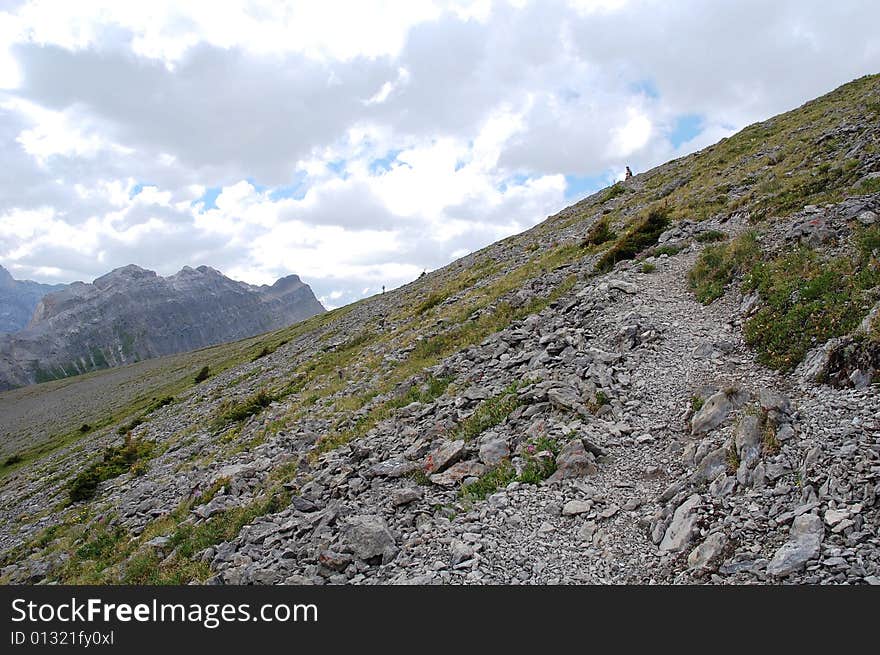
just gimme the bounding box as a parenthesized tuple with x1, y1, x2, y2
(767, 513, 824, 577)
(342, 515, 398, 564)
(547, 439, 598, 482)
(660, 494, 702, 553)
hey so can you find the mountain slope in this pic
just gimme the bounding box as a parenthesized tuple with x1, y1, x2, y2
(0, 74, 878, 586)
(0, 264, 325, 390)
(0, 265, 67, 334)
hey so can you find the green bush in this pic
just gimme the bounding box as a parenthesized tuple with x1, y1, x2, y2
(460, 461, 516, 501)
(193, 366, 211, 383)
(640, 262, 656, 273)
(601, 182, 627, 203)
(68, 436, 155, 502)
(695, 230, 728, 243)
(688, 231, 761, 303)
(596, 206, 671, 272)
(453, 384, 521, 441)
(581, 217, 616, 247)
(743, 245, 879, 371)
(215, 389, 274, 426)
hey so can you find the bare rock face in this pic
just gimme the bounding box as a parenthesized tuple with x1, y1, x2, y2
(0, 265, 67, 334)
(0, 264, 324, 389)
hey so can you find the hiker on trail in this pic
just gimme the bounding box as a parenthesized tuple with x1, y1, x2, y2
(625, 166, 633, 180)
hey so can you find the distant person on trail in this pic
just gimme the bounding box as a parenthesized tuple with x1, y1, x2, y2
(625, 166, 633, 180)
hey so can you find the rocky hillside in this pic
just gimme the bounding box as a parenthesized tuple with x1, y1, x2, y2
(0, 74, 878, 586)
(0, 264, 325, 390)
(0, 265, 66, 334)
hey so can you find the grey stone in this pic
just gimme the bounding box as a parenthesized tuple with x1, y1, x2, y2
(547, 439, 598, 482)
(692, 446, 729, 484)
(368, 459, 420, 479)
(609, 279, 638, 294)
(578, 521, 598, 543)
(767, 513, 825, 577)
(691, 391, 732, 435)
(687, 532, 729, 573)
(342, 515, 398, 563)
(450, 539, 475, 565)
(424, 440, 464, 474)
(562, 500, 593, 516)
(429, 460, 486, 487)
(660, 494, 702, 553)
(391, 487, 423, 507)
(478, 439, 510, 466)
(735, 415, 763, 467)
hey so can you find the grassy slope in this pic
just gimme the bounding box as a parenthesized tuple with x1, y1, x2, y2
(2, 73, 879, 584)
(2, 73, 878, 477)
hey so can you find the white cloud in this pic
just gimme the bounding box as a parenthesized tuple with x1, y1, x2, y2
(0, 0, 878, 304)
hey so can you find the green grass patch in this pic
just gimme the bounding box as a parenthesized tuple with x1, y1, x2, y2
(68, 436, 156, 503)
(743, 232, 880, 370)
(856, 176, 880, 194)
(688, 231, 761, 303)
(460, 460, 516, 501)
(213, 389, 274, 428)
(453, 383, 521, 441)
(695, 230, 728, 243)
(601, 182, 627, 203)
(596, 206, 671, 272)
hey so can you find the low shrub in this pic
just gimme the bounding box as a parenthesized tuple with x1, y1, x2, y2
(596, 206, 671, 272)
(453, 384, 521, 441)
(68, 436, 155, 502)
(581, 217, 616, 247)
(193, 366, 211, 383)
(214, 389, 274, 427)
(688, 231, 761, 303)
(695, 230, 728, 243)
(743, 242, 879, 371)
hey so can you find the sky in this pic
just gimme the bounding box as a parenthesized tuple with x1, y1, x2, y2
(0, 1, 878, 308)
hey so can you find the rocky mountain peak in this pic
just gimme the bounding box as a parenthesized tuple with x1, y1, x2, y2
(93, 264, 157, 290)
(0, 264, 325, 389)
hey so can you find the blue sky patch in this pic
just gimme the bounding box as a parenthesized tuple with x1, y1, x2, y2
(327, 159, 349, 179)
(269, 171, 309, 201)
(194, 186, 221, 211)
(630, 79, 659, 99)
(498, 173, 529, 193)
(670, 114, 704, 148)
(565, 172, 612, 200)
(129, 182, 151, 198)
(245, 178, 268, 193)
(369, 149, 403, 174)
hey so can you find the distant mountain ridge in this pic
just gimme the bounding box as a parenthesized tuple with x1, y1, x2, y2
(0, 265, 67, 334)
(0, 264, 324, 389)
